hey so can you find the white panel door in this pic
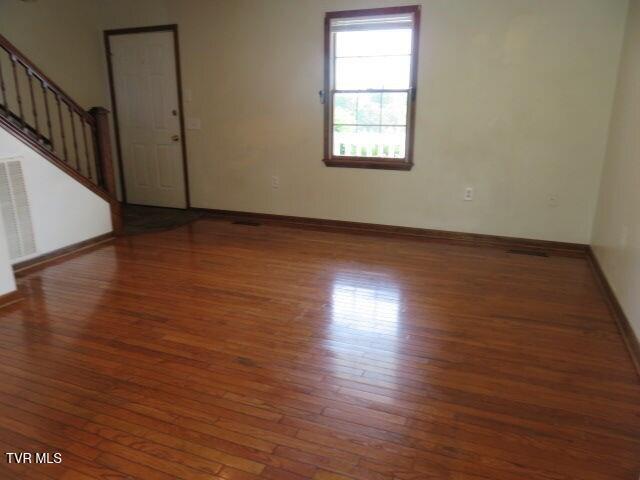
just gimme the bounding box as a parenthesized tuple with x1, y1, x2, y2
(110, 31, 187, 208)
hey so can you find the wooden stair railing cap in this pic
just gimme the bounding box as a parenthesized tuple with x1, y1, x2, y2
(0, 32, 122, 235)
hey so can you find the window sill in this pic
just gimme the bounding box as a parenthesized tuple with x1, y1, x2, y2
(323, 157, 413, 171)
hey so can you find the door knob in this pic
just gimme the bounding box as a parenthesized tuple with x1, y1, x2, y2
(171, 134, 180, 142)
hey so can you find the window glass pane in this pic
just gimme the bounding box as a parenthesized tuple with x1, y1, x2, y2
(335, 29, 412, 57)
(354, 92, 382, 125)
(335, 56, 411, 90)
(334, 92, 381, 126)
(328, 17, 415, 162)
(333, 93, 357, 124)
(333, 125, 406, 158)
(334, 92, 408, 127)
(381, 92, 408, 125)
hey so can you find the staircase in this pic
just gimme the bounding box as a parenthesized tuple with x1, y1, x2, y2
(0, 33, 121, 231)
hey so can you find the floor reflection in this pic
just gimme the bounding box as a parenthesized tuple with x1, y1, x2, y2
(330, 272, 401, 336)
(8, 246, 119, 350)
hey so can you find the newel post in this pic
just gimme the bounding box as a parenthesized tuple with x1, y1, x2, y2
(89, 107, 122, 234)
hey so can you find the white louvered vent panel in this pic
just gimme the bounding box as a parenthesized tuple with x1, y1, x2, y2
(0, 160, 36, 260)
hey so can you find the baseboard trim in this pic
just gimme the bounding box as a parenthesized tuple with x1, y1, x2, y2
(196, 208, 589, 258)
(0, 289, 23, 309)
(13, 232, 115, 275)
(586, 247, 640, 378)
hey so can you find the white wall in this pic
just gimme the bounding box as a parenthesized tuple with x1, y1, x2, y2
(0, 213, 16, 295)
(592, 0, 640, 341)
(0, 129, 112, 265)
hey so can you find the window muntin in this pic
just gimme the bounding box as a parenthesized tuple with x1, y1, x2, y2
(324, 7, 420, 170)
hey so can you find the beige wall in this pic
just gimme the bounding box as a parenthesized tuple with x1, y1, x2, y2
(0, 0, 168, 199)
(592, 0, 640, 340)
(0, 0, 630, 244)
(166, 0, 626, 243)
(0, 0, 106, 108)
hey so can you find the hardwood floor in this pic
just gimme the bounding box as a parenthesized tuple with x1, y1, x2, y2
(1, 218, 639, 479)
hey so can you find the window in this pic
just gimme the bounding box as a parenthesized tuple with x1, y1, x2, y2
(323, 6, 420, 171)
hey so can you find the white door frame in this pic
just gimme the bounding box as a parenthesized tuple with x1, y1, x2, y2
(104, 24, 190, 208)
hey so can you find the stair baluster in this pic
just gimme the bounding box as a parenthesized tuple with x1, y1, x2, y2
(68, 104, 80, 171)
(0, 57, 6, 109)
(42, 83, 54, 150)
(9, 55, 24, 126)
(0, 33, 121, 234)
(27, 68, 39, 135)
(82, 121, 93, 181)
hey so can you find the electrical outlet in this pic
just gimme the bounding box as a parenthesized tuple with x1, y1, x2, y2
(271, 176, 280, 189)
(548, 195, 559, 208)
(464, 187, 473, 201)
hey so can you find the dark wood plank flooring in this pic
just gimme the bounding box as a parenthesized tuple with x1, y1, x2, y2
(1, 218, 639, 479)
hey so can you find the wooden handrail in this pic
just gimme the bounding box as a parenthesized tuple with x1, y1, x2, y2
(0, 32, 121, 234)
(0, 34, 93, 124)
